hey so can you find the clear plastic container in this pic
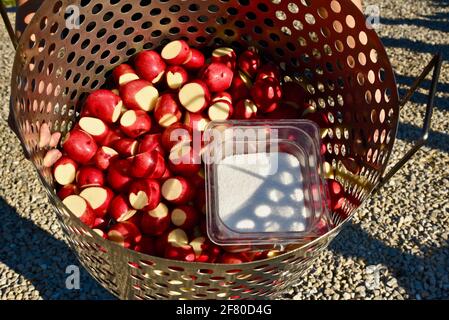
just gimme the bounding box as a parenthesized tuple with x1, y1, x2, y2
(203, 120, 331, 248)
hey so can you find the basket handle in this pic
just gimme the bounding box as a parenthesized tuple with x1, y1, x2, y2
(372, 53, 443, 194)
(0, 1, 18, 49)
(1, 2, 30, 158)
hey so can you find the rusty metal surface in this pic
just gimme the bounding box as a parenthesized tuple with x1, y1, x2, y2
(9, 0, 399, 299)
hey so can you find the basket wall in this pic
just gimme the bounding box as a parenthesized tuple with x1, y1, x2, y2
(9, 0, 399, 299)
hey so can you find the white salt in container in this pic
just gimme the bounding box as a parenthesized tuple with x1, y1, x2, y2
(203, 120, 331, 249)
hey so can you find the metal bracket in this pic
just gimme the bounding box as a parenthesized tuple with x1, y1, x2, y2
(373, 53, 443, 194)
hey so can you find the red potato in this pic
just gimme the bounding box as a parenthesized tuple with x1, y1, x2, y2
(83, 90, 123, 124)
(154, 230, 171, 256)
(250, 77, 282, 113)
(304, 112, 330, 140)
(247, 251, 269, 261)
(281, 81, 309, 111)
(199, 219, 207, 235)
(167, 227, 192, 246)
(234, 99, 258, 119)
(111, 138, 139, 157)
(120, 79, 159, 112)
(190, 237, 221, 263)
(146, 152, 166, 179)
(192, 223, 203, 239)
(201, 62, 234, 93)
(155, 227, 189, 255)
(320, 142, 327, 156)
(134, 236, 156, 255)
(128, 179, 161, 211)
(238, 250, 264, 262)
(111, 88, 120, 96)
(165, 242, 195, 262)
(160, 167, 172, 182)
(107, 159, 133, 192)
(238, 49, 261, 78)
(127, 213, 143, 228)
(134, 50, 166, 84)
(165, 65, 188, 90)
(138, 133, 164, 154)
(212, 92, 233, 105)
(93, 216, 109, 229)
(62, 195, 96, 228)
(230, 70, 252, 101)
(93, 146, 118, 171)
(265, 250, 283, 259)
(161, 40, 191, 65)
(119, 110, 152, 138)
(76, 166, 105, 189)
(80, 186, 114, 218)
(154, 93, 183, 128)
(303, 111, 330, 127)
(178, 80, 210, 113)
(120, 104, 129, 116)
(148, 117, 164, 134)
(107, 221, 142, 248)
(327, 179, 346, 211)
(194, 187, 207, 214)
(62, 129, 98, 165)
(109, 194, 137, 222)
(183, 48, 205, 71)
(255, 63, 281, 82)
(80, 107, 91, 118)
(208, 100, 233, 121)
(183, 112, 210, 133)
(190, 169, 205, 188)
(57, 184, 78, 200)
(222, 244, 253, 253)
(77, 117, 110, 143)
(113, 63, 139, 86)
(168, 144, 201, 176)
(92, 228, 108, 239)
(218, 252, 248, 264)
(302, 103, 316, 117)
(129, 149, 166, 179)
(161, 123, 192, 151)
(211, 47, 237, 70)
(53, 156, 78, 186)
(102, 127, 124, 147)
(171, 205, 199, 230)
(161, 176, 194, 204)
(264, 103, 301, 120)
(140, 202, 170, 236)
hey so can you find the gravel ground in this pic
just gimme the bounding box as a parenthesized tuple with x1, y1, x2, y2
(0, 0, 448, 300)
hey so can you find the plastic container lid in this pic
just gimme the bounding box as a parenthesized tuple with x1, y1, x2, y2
(203, 120, 331, 248)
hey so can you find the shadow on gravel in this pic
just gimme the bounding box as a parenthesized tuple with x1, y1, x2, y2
(397, 123, 449, 154)
(381, 37, 449, 58)
(330, 222, 449, 299)
(381, 16, 449, 34)
(0, 197, 114, 300)
(381, 0, 449, 34)
(380, 0, 449, 57)
(395, 74, 449, 112)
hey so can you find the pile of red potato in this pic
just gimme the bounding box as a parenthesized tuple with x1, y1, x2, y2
(52, 40, 348, 264)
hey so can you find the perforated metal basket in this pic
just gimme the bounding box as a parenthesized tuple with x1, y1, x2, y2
(3, 0, 441, 300)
